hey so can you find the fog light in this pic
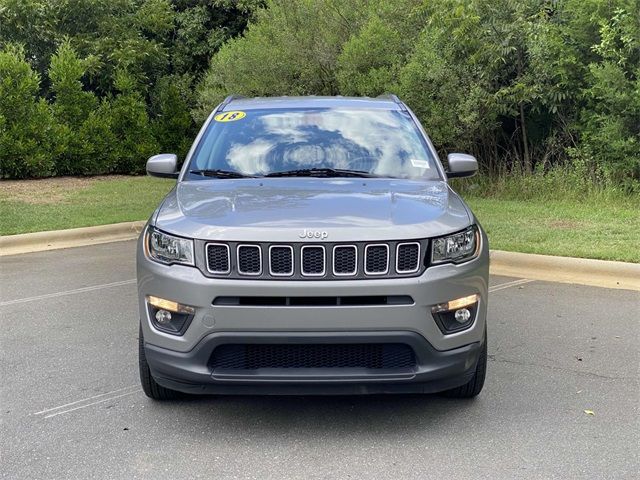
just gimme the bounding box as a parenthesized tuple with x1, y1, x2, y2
(146, 295, 195, 336)
(155, 309, 172, 324)
(431, 294, 479, 334)
(454, 308, 471, 323)
(432, 294, 479, 313)
(146, 295, 195, 314)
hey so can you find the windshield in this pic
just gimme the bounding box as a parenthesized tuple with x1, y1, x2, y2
(186, 108, 441, 179)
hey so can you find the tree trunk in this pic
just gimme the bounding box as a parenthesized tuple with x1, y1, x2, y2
(519, 102, 531, 174)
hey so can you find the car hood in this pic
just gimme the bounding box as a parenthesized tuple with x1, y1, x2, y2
(154, 178, 471, 242)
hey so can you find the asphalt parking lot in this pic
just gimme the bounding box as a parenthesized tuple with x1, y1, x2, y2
(1, 240, 638, 479)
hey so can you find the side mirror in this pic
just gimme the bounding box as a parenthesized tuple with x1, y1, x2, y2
(446, 153, 478, 178)
(146, 153, 179, 179)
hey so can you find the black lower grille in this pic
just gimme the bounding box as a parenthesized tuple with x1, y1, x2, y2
(210, 343, 416, 370)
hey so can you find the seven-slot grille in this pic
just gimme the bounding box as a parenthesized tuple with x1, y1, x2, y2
(206, 240, 425, 279)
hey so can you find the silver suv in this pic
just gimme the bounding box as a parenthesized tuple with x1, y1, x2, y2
(137, 95, 489, 400)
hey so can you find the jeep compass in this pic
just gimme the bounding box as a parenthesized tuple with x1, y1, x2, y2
(137, 95, 489, 399)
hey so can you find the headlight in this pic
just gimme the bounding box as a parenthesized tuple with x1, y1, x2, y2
(431, 226, 479, 265)
(146, 227, 194, 266)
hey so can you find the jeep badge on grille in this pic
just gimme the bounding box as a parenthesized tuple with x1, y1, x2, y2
(299, 229, 328, 240)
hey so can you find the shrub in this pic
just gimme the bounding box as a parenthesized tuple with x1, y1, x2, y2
(151, 75, 195, 159)
(108, 70, 159, 174)
(0, 45, 58, 178)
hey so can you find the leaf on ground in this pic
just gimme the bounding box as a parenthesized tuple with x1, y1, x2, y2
(584, 409, 595, 416)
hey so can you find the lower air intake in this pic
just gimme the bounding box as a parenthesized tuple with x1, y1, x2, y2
(210, 343, 416, 370)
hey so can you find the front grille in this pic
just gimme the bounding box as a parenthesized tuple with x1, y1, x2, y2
(301, 246, 325, 276)
(269, 246, 293, 276)
(203, 239, 428, 279)
(333, 245, 357, 275)
(365, 244, 389, 274)
(210, 343, 416, 370)
(396, 242, 420, 273)
(206, 243, 230, 273)
(237, 245, 261, 275)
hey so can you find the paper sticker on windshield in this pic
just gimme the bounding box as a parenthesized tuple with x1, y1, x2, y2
(411, 159, 430, 169)
(214, 111, 246, 122)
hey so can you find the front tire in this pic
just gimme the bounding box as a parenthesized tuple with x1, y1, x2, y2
(138, 326, 181, 400)
(442, 331, 487, 398)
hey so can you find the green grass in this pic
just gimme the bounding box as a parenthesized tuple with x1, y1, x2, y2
(0, 176, 174, 235)
(1, 174, 638, 263)
(464, 196, 640, 263)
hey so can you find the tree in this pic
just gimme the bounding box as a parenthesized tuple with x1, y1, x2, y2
(0, 44, 58, 178)
(194, 0, 368, 122)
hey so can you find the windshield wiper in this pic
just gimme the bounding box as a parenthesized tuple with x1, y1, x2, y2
(189, 169, 255, 179)
(264, 167, 377, 178)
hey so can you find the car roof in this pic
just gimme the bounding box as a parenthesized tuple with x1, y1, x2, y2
(220, 95, 403, 111)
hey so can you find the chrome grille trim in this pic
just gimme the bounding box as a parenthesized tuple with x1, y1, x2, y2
(236, 244, 262, 276)
(332, 245, 357, 276)
(269, 245, 294, 277)
(364, 244, 389, 275)
(205, 242, 231, 274)
(201, 239, 428, 280)
(395, 242, 421, 274)
(300, 245, 326, 277)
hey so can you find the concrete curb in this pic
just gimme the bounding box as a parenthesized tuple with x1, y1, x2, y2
(490, 250, 640, 291)
(1, 222, 638, 291)
(0, 221, 146, 257)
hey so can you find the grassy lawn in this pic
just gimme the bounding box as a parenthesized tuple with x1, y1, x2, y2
(0, 176, 174, 235)
(1, 175, 638, 263)
(465, 197, 639, 263)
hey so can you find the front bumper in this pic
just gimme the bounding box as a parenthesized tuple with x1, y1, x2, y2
(145, 331, 483, 395)
(137, 227, 489, 393)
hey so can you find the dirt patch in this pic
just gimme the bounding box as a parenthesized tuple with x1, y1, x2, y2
(0, 175, 132, 204)
(547, 219, 583, 229)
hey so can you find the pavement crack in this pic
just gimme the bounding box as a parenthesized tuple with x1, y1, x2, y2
(488, 355, 636, 381)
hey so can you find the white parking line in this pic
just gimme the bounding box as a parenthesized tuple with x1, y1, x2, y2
(489, 278, 534, 292)
(34, 385, 140, 416)
(43, 390, 141, 419)
(0, 279, 136, 307)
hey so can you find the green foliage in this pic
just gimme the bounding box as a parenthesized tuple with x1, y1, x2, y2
(194, 0, 368, 121)
(0, 0, 638, 190)
(569, 7, 640, 192)
(150, 74, 194, 158)
(0, 44, 58, 178)
(0, 0, 259, 178)
(108, 70, 159, 174)
(336, 1, 425, 96)
(196, 0, 640, 191)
